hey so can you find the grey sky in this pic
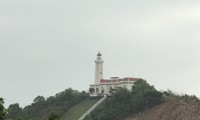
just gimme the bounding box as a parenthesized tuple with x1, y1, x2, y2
(1, 0, 200, 107)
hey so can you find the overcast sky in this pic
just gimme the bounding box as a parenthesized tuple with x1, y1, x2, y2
(1, 0, 200, 107)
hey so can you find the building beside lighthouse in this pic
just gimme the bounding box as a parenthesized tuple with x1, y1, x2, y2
(89, 52, 141, 96)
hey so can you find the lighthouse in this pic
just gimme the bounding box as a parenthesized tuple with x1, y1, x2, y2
(94, 52, 104, 84)
(90, 52, 141, 96)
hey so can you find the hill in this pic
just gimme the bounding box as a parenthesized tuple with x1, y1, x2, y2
(6, 80, 200, 120)
(84, 80, 200, 120)
(124, 95, 200, 120)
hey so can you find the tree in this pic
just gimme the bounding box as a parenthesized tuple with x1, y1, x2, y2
(132, 79, 163, 108)
(7, 103, 22, 119)
(0, 98, 7, 120)
(89, 88, 94, 94)
(132, 79, 155, 94)
(33, 96, 45, 103)
(48, 113, 60, 120)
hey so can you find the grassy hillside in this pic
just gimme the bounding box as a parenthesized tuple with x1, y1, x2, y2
(61, 98, 100, 120)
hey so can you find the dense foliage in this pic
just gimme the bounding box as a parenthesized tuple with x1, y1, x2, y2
(0, 98, 7, 120)
(85, 79, 163, 120)
(7, 88, 88, 120)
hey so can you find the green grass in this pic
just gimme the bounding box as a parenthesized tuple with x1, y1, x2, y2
(61, 98, 100, 120)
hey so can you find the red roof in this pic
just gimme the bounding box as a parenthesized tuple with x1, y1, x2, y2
(100, 77, 140, 84)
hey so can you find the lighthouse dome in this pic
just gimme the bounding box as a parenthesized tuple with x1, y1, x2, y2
(97, 52, 102, 56)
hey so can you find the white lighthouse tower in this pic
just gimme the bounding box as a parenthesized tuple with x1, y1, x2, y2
(94, 52, 104, 84)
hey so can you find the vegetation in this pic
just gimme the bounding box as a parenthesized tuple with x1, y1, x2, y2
(0, 98, 7, 120)
(85, 79, 163, 120)
(7, 88, 88, 120)
(163, 89, 200, 103)
(125, 90, 200, 120)
(48, 113, 60, 120)
(7, 79, 199, 120)
(61, 97, 100, 120)
(7, 103, 22, 119)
